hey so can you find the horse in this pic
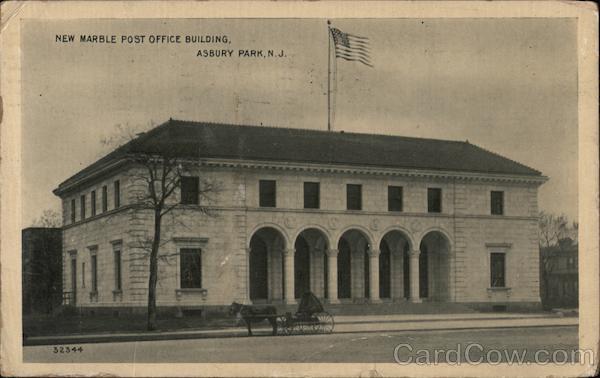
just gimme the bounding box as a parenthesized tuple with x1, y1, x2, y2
(229, 302, 278, 336)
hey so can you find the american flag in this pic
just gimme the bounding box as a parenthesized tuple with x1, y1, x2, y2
(330, 27, 372, 67)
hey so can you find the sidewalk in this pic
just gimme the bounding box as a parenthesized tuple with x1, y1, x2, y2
(23, 312, 578, 346)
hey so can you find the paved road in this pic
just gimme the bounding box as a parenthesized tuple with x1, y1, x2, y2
(24, 325, 578, 363)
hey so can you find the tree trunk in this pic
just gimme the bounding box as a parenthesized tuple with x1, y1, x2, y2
(147, 208, 162, 330)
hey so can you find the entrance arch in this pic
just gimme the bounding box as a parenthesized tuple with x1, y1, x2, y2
(294, 236, 311, 298)
(419, 231, 451, 301)
(294, 228, 330, 299)
(249, 227, 286, 303)
(338, 229, 371, 301)
(379, 230, 412, 300)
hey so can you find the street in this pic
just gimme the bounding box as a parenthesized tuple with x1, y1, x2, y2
(24, 325, 578, 363)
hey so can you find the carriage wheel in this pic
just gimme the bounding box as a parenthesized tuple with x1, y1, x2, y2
(277, 316, 290, 336)
(296, 322, 307, 335)
(311, 318, 321, 334)
(316, 312, 335, 333)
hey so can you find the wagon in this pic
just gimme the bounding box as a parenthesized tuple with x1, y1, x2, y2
(276, 292, 335, 335)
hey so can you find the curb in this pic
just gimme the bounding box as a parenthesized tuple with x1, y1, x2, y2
(333, 314, 561, 325)
(23, 322, 577, 346)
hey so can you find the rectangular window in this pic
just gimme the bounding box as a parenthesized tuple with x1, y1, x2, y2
(490, 253, 506, 288)
(180, 248, 202, 288)
(259, 180, 276, 207)
(347, 184, 362, 210)
(388, 186, 403, 212)
(427, 188, 442, 213)
(114, 250, 122, 291)
(102, 185, 108, 212)
(82, 262, 85, 288)
(180, 176, 200, 205)
(71, 199, 76, 223)
(70, 258, 77, 301)
(91, 190, 97, 216)
(113, 180, 121, 208)
(303, 182, 320, 209)
(80, 194, 86, 220)
(491, 191, 504, 215)
(91, 255, 98, 292)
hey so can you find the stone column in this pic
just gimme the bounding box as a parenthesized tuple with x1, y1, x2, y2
(326, 249, 339, 304)
(446, 250, 455, 302)
(368, 249, 381, 303)
(283, 249, 296, 304)
(245, 247, 252, 304)
(409, 250, 421, 303)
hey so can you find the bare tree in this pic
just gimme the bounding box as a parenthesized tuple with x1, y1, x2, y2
(104, 123, 220, 330)
(538, 211, 569, 249)
(538, 211, 577, 305)
(31, 209, 62, 228)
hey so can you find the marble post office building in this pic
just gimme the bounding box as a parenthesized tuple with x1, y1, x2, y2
(54, 120, 547, 312)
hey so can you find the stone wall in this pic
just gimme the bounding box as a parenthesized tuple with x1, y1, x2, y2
(60, 163, 542, 309)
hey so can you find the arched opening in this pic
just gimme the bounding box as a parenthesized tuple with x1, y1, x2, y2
(338, 229, 371, 301)
(294, 236, 311, 298)
(249, 236, 268, 300)
(419, 231, 451, 301)
(249, 227, 286, 303)
(294, 228, 329, 300)
(338, 239, 352, 299)
(379, 230, 412, 300)
(379, 242, 391, 299)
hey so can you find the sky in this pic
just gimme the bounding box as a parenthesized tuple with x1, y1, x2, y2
(21, 18, 578, 227)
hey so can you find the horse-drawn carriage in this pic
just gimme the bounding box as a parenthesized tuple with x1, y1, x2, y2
(230, 292, 335, 336)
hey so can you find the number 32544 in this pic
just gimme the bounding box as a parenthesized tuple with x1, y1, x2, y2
(53, 346, 83, 353)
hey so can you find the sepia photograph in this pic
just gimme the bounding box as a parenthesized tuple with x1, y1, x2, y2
(1, 1, 598, 377)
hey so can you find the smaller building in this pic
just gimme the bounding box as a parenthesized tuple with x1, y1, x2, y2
(540, 239, 578, 309)
(22, 227, 63, 314)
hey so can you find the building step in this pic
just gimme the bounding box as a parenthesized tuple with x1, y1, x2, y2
(269, 301, 477, 316)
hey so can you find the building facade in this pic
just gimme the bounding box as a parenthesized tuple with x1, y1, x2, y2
(54, 120, 547, 312)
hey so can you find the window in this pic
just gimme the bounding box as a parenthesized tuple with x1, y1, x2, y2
(80, 194, 86, 220)
(114, 249, 122, 291)
(303, 182, 320, 209)
(259, 180, 276, 207)
(82, 262, 85, 288)
(490, 252, 506, 288)
(491, 191, 504, 215)
(427, 188, 442, 213)
(91, 254, 98, 292)
(566, 256, 575, 269)
(346, 184, 362, 210)
(180, 248, 202, 288)
(91, 190, 97, 216)
(113, 180, 120, 208)
(102, 185, 108, 212)
(180, 176, 200, 205)
(388, 186, 403, 212)
(71, 199, 76, 223)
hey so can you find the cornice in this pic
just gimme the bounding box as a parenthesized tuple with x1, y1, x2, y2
(53, 158, 130, 197)
(55, 154, 547, 196)
(194, 158, 547, 185)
